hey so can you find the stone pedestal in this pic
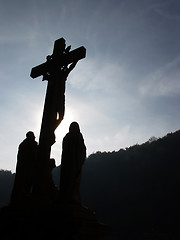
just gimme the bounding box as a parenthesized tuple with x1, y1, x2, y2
(0, 203, 110, 240)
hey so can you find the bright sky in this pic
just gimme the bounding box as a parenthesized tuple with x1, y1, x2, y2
(0, 0, 180, 172)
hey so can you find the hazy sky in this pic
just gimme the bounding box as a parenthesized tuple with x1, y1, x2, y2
(0, 0, 180, 172)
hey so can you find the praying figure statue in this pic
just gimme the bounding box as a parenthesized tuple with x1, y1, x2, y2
(11, 131, 38, 205)
(59, 122, 86, 205)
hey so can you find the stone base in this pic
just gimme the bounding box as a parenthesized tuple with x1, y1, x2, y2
(0, 203, 110, 240)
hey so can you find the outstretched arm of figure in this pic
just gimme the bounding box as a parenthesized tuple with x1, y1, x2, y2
(63, 60, 78, 79)
(68, 61, 78, 72)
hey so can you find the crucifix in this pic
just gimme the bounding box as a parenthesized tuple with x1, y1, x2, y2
(30, 38, 86, 197)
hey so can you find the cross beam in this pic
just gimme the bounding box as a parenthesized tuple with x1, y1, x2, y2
(30, 38, 86, 198)
(30, 38, 86, 79)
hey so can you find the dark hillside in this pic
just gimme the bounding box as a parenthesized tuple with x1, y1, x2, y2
(0, 170, 14, 206)
(80, 131, 180, 226)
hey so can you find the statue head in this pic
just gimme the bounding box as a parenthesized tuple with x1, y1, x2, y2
(26, 131, 35, 141)
(69, 122, 80, 134)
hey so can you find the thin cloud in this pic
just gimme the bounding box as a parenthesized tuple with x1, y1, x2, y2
(69, 58, 128, 94)
(152, 0, 180, 20)
(139, 55, 180, 97)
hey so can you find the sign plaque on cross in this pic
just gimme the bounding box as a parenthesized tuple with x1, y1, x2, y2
(30, 38, 86, 197)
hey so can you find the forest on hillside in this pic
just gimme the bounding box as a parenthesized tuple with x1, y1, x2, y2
(1, 130, 180, 226)
(80, 130, 180, 225)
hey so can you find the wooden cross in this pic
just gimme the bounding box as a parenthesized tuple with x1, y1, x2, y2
(30, 38, 86, 198)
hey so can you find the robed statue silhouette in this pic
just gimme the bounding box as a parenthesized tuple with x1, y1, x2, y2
(59, 122, 86, 205)
(11, 131, 38, 204)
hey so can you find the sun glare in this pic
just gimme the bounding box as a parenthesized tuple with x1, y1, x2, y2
(34, 107, 75, 142)
(55, 109, 74, 141)
(50, 109, 75, 166)
(33, 107, 76, 166)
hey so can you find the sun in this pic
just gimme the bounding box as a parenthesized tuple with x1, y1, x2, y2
(50, 108, 76, 165)
(54, 109, 74, 141)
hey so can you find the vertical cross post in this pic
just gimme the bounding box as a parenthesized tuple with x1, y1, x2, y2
(30, 38, 86, 199)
